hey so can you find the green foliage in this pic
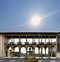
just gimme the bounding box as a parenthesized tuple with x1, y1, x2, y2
(22, 58, 38, 62)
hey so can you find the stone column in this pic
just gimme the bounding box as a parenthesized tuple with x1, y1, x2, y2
(38, 38, 39, 44)
(4, 37, 9, 57)
(10, 47, 14, 57)
(45, 47, 46, 57)
(7, 39, 11, 57)
(26, 48, 27, 58)
(19, 47, 21, 57)
(56, 34, 60, 58)
(32, 47, 35, 57)
(45, 38, 46, 44)
(19, 36, 21, 57)
(50, 47, 52, 57)
(41, 47, 42, 58)
(41, 37, 42, 58)
(48, 36, 50, 42)
(5, 47, 8, 57)
(8, 48, 11, 58)
(38, 48, 40, 58)
(19, 36, 21, 43)
(32, 38, 34, 42)
(41, 36, 42, 42)
(48, 46, 50, 58)
(26, 36, 27, 42)
(33, 36, 35, 42)
(51, 38, 52, 43)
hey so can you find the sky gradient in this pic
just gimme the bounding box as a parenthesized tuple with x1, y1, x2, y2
(0, 0, 60, 32)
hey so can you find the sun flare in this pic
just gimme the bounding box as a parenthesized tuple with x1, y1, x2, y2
(30, 15, 42, 26)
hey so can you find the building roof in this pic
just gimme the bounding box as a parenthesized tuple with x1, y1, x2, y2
(0, 32, 58, 38)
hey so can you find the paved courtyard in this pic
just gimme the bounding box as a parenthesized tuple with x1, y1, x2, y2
(0, 58, 60, 62)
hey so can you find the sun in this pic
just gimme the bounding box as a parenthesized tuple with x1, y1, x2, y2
(30, 15, 42, 26)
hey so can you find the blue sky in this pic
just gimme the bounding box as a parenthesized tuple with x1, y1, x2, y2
(0, 0, 60, 32)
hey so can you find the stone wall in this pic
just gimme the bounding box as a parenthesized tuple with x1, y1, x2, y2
(0, 34, 8, 58)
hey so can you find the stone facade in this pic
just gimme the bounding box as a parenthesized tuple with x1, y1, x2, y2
(0, 32, 60, 58)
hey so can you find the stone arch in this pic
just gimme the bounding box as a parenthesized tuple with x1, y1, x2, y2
(21, 47, 26, 53)
(8, 47, 12, 50)
(35, 47, 39, 54)
(20, 45, 26, 49)
(42, 47, 45, 54)
(51, 46, 56, 57)
(39, 47, 42, 54)
(52, 47, 56, 53)
(46, 47, 49, 54)
(20, 47, 26, 57)
(27, 46, 33, 51)
(8, 47, 12, 57)
(14, 47, 19, 52)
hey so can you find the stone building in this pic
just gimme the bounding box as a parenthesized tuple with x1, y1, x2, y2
(0, 32, 60, 58)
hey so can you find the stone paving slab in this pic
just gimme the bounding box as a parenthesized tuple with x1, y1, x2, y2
(50, 60, 56, 62)
(10, 60, 16, 62)
(0, 60, 3, 62)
